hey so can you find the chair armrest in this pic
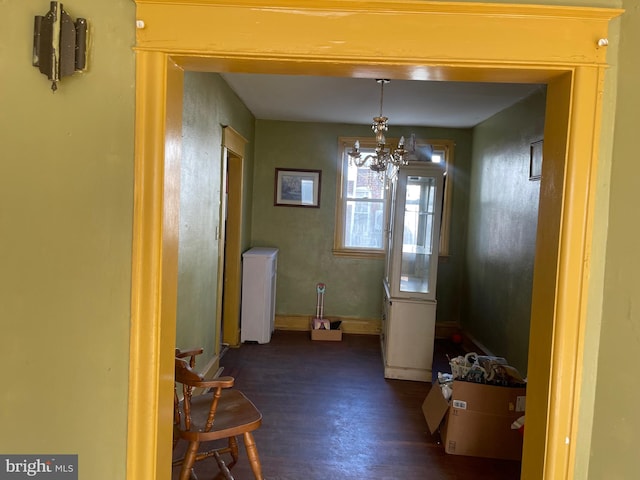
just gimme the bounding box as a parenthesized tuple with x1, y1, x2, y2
(175, 347, 204, 358)
(176, 347, 205, 370)
(192, 376, 235, 389)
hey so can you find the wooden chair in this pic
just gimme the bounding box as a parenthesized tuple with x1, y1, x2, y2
(173, 347, 264, 480)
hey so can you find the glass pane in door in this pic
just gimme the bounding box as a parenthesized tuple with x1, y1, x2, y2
(384, 177, 396, 286)
(400, 175, 437, 294)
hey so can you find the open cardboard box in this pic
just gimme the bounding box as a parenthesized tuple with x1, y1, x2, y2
(422, 380, 526, 460)
(310, 316, 342, 341)
(310, 328, 342, 341)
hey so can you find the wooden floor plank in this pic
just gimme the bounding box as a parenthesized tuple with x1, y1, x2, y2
(173, 330, 522, 479)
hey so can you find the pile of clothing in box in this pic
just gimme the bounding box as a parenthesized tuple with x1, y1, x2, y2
(438, 352, 526, 401)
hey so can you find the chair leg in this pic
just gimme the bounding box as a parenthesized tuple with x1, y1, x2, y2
(180, 441, 199, 480)
(227, 436, 239, 469)
(243, 432, 264, 480)
(212, 451, 234, 480)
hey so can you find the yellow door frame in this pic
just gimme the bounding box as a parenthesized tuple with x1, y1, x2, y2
(221, 126, 247, 347)
(128, 2, 622, 479)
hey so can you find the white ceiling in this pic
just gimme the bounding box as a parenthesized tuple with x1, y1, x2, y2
(220, 73, 544, 129)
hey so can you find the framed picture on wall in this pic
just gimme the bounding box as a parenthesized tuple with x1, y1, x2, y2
(274, 168, 322, 207)
(529, 140, 543, 180)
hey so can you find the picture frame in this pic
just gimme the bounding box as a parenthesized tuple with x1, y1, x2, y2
(529, 140, 543, 181)
(274, 168, 321, 207)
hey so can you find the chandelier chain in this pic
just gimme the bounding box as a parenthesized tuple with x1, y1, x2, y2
(378, 79, 385, 117)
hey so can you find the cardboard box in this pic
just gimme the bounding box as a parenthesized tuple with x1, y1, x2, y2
(310, 316, 342, 341)
(422, 380, 526, 460)
(310, 328, 342, 341)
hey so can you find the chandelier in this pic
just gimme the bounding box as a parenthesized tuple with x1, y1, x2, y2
(348, 79, 408, 174)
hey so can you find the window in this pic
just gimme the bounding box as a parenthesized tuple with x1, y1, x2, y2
(406, 139, 454, 257)
(334, 137, 454, 258)
(334, 138, 387, 257)
(428, 141, 454, 256)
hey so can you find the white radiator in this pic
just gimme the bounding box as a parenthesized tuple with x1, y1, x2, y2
(240, 247, 278, 343)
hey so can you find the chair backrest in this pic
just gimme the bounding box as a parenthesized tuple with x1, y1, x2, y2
(175, 356, 205, 385)
(174, 348, 235, 433)
(174, 357, 203, 432)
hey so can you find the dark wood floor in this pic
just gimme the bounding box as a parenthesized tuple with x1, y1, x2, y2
(173, 330, 521, 479)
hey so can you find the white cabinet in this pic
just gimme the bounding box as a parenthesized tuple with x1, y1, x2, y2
(241, 247, 278, 344)
(382, 283, 437, 381)
(381, 163, 445, 381)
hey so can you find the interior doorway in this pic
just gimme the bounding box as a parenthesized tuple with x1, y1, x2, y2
(128, 2, 621, 480)
(220, 126, 246, 348)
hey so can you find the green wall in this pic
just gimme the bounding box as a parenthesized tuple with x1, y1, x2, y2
(251, 120, 472, 321)
(434, 131, 473, 327)
(0, 1, 135, 478)
(177, 73, 255, 360)
(463, 88, 546, 374)
(588, 0, 640, 477)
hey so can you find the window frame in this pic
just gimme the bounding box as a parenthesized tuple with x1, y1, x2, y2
(424, 140, 454, 257)
(333, 137, 454, 258)
(333, 137, 388, 258)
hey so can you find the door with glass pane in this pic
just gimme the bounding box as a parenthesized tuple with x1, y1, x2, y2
(383, 174, 397, 287)
(388, 163, 444, 300)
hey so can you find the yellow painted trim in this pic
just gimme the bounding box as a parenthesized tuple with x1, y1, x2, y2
(221, 126, 247, 347)
(223, 125, 247, 157)
(275, 314, 381, 335)
(523, 72, 572, 479)
(524, 66, 607, 479)
(129, 2, 623, 479)
(333, 137, 387, 258)
(565, 66, 606, 479)
(128, 52, 183, 480)
(274, 314, 309, 332)
(333, 137, 350, 256)
(135, 1, 620, 70)
(548, 67, 606, 480)
(433, 140, 455, 256)
(214, 148, 228, 365)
